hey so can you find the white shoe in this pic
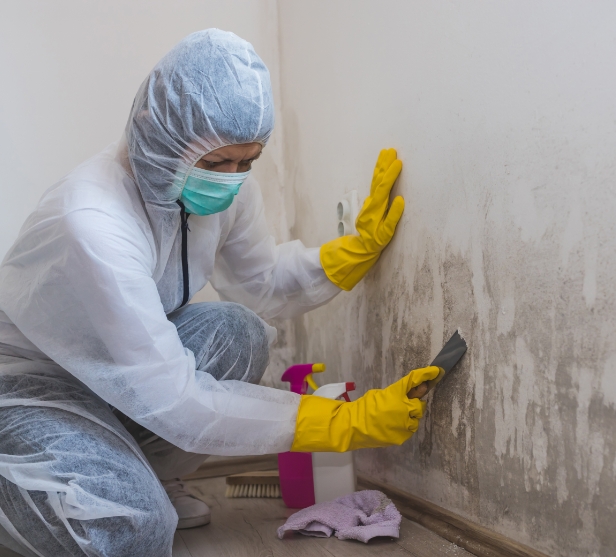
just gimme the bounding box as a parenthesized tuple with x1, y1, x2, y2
(162, 479, 211, 529)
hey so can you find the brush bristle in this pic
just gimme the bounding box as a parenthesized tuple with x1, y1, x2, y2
(224, 470, 280, 498)
(224, 482, 281, 498)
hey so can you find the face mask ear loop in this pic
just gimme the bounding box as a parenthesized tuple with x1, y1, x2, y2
(176, 161, 195, 198)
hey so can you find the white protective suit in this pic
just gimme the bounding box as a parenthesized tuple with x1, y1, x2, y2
(0, 26, 339, 521)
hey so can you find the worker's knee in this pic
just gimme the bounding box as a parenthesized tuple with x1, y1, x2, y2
(169, 301, 270, 383)
(205, 302, 270, 383)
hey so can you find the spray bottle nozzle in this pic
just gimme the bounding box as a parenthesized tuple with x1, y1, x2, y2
(313, 381, 356, 402)
(281, 363, 327, 395)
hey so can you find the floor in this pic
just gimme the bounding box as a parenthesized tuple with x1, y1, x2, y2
(0, 474, 474, 557)
(173, 476, 474, 557)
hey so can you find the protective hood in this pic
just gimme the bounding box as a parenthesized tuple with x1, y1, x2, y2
(124, 29, 274, 278)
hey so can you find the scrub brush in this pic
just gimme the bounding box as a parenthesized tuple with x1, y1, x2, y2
(225, 470, 281, 498)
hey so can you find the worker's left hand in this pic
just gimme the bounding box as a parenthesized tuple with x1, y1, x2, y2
(320, 148, 404, 291)
(291, 366, 440, 453)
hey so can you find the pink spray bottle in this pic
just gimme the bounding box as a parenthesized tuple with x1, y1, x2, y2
(277, 363, 325, 508)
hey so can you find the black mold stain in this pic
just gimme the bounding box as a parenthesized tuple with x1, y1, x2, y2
(292, 196, 616, 556)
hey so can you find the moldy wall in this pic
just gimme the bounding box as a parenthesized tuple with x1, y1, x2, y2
(275, 2, 616, 555)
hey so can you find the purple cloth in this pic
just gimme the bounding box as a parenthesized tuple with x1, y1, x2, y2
(277, 490, 401, 543)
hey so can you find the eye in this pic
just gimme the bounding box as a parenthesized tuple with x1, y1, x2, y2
(194, 156, 229, 171)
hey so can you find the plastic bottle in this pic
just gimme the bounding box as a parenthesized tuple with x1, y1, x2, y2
(277, 363, 325, 508)
(311, 382, 357, 503)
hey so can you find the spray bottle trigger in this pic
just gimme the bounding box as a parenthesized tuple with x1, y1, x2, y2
(306, 374, 319, 391)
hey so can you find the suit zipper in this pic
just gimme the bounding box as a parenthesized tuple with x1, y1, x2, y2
(177, 200, 190, 307)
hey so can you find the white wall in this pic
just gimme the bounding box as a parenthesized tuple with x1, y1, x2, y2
(0, 0, 285, 259)
(277, 2, 616, 556)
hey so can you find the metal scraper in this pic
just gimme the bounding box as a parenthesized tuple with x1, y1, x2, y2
(407, 330, 467, 399)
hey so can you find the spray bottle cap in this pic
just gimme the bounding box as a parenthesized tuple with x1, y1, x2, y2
(281, 363, 327, 395)
(312, 382, 356, 402)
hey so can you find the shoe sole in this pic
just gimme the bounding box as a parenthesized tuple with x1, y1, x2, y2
(177, 513, 212, 529)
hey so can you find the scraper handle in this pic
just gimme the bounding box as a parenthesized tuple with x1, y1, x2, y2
(407, 367, 446, 400)
(407, 383, 430, 399)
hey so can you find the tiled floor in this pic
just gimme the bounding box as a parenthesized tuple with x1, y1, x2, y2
(173, 476, 474, 557)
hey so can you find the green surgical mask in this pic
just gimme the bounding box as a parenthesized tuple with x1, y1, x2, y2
(177, 166, 250, 216)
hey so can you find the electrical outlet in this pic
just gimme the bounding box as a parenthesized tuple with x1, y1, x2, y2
(337, 190, 360, 236)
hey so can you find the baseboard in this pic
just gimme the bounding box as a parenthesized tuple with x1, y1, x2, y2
(357, 474, 551, 557)
(182, 454, 278, 480)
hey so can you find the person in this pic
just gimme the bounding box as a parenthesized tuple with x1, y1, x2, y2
(0, 29, 439, 556)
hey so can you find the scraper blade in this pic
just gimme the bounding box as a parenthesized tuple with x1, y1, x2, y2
(430, 330, 467, 373)
(407, 330, 467, 399)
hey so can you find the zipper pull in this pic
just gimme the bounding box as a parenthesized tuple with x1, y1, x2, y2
(177, 200, 190, 231)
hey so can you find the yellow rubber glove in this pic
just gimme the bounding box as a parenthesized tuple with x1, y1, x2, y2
(320, 148, 405, 291)
(291, 366, 440, 453)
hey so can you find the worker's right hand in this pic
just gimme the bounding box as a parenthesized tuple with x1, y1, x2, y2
(291, 366, 441, 453)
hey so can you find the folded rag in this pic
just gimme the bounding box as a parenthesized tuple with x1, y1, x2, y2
(277, 490, 401, 543)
